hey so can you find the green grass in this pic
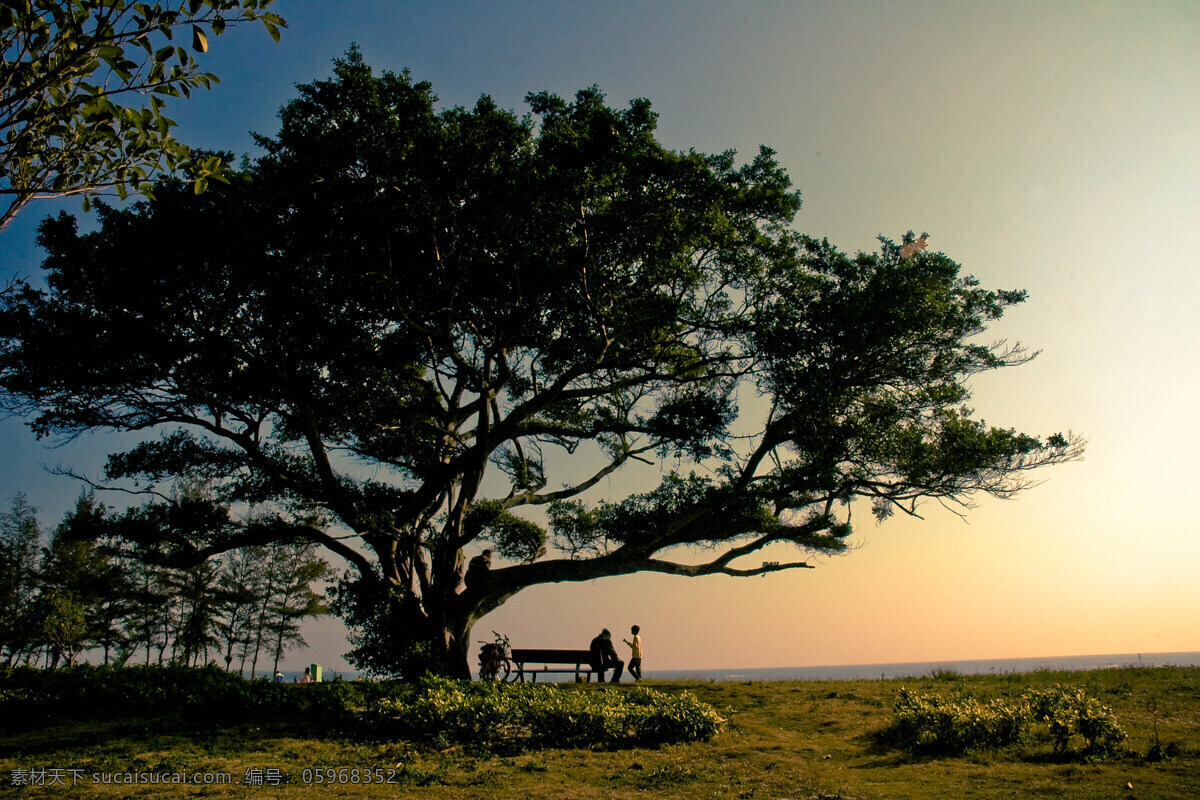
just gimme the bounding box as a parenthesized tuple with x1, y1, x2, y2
(2, 666, 1197, 799)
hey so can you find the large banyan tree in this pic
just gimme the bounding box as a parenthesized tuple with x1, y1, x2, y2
(0, 50, 1082, 678)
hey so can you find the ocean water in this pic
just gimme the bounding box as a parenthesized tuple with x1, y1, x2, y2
(650, 651, 1200, 683)
(264, 651, 1200, 683)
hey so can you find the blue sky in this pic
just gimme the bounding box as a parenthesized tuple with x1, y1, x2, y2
(2, 1, 1197, 672)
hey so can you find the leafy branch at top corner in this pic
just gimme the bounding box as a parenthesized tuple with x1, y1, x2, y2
(0, 0, 288, 232)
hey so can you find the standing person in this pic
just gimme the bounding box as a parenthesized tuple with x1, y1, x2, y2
(300, 666, 312, 684)
(623, 625, 643, 681)
(588, 629, 624, 683)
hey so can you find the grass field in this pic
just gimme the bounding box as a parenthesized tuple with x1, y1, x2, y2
(2, 666, 1196, 799)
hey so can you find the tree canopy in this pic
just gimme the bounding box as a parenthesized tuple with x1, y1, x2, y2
(0, 50, 1083, 678)
(0, 0, 286, 232)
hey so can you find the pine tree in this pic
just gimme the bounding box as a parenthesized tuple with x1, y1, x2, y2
(0, 492, 42, 665)
(119, 559, 174, 665)
(265, 543, 332, 676)
(39, 493, 136, 664)
(214, 547, 262, 673)
(171, 558, 221, 666)
(244, 550, 279, 679)
(39, 589, 87, 667)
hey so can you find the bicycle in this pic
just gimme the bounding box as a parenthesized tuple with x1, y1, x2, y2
(477, 631, 513, 682)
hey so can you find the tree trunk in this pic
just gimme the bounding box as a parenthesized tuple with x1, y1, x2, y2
(341, 561, 517, 680)
(439, 619, 474, 681)
(430, 588, 516, 681)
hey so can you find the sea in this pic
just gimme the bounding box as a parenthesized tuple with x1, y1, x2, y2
(271, 651, 1200, 683)
(649, 651, 1200, 683)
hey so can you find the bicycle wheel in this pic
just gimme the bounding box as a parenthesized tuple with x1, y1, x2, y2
(498, 657, 514, 682)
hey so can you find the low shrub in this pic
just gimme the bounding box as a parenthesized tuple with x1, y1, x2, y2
(1022, 684, 1126, 755)
(0, 664, 362, 722)
(886, 688, 1026, 754)
(1, 667, 726, 751)
(372, 677, 724, 752)
(884, 683, 1126, 757)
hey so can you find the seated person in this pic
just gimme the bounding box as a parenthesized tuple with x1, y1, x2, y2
(589, 628, 624, 683)
(464, 549, 493, 590)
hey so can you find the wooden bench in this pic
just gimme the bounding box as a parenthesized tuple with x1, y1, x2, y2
(510, 648, 597, 682)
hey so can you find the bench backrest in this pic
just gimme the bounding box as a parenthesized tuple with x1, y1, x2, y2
(510, 648, 592, 665)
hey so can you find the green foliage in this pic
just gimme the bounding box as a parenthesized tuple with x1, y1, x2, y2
(0, 492, 43, 663)
(0, 0, 286, 231)
(464, 500, 547, 563)
(39, 589, 88, 665)
(0, 47, 1084, 679)
(374, 677, 725, 752)
(41, 493, 137, 665)
(1024, 684, 1128, 755)
(328, 574, 446, 681)
(0, 663, 359, 721)
(886, 688, 1028, 754)
(0, 485, 334, 672)
(0, 669, 1195, 800)
(885, 684, 1127, 757)
(0, 666, 725, 752)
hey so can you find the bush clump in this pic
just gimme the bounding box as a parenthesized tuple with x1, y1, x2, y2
(1024, 684, 1127, 755)
(884, 683, 1126, 757)
(373, 677, 724, 751)
(887, 688, 1026, 754)
(0, 664, 361, 722)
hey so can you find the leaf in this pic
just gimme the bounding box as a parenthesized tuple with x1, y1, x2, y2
(96, 44, 124, 62)
(192, 26, 208, 53)
(263, 20, 281, 42)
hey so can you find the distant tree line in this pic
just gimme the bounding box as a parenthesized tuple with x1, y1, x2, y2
(0, 489, 333, 676)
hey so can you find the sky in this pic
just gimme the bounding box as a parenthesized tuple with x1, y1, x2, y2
(2, 1, 1197, 674)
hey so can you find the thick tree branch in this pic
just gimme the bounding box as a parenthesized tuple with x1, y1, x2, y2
(642, 557, 814, 577)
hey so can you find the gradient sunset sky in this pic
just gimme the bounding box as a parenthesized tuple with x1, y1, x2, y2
(2, 1, 1196, 672)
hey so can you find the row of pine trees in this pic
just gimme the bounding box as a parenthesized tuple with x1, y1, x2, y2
(0, 491, 333, 677)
